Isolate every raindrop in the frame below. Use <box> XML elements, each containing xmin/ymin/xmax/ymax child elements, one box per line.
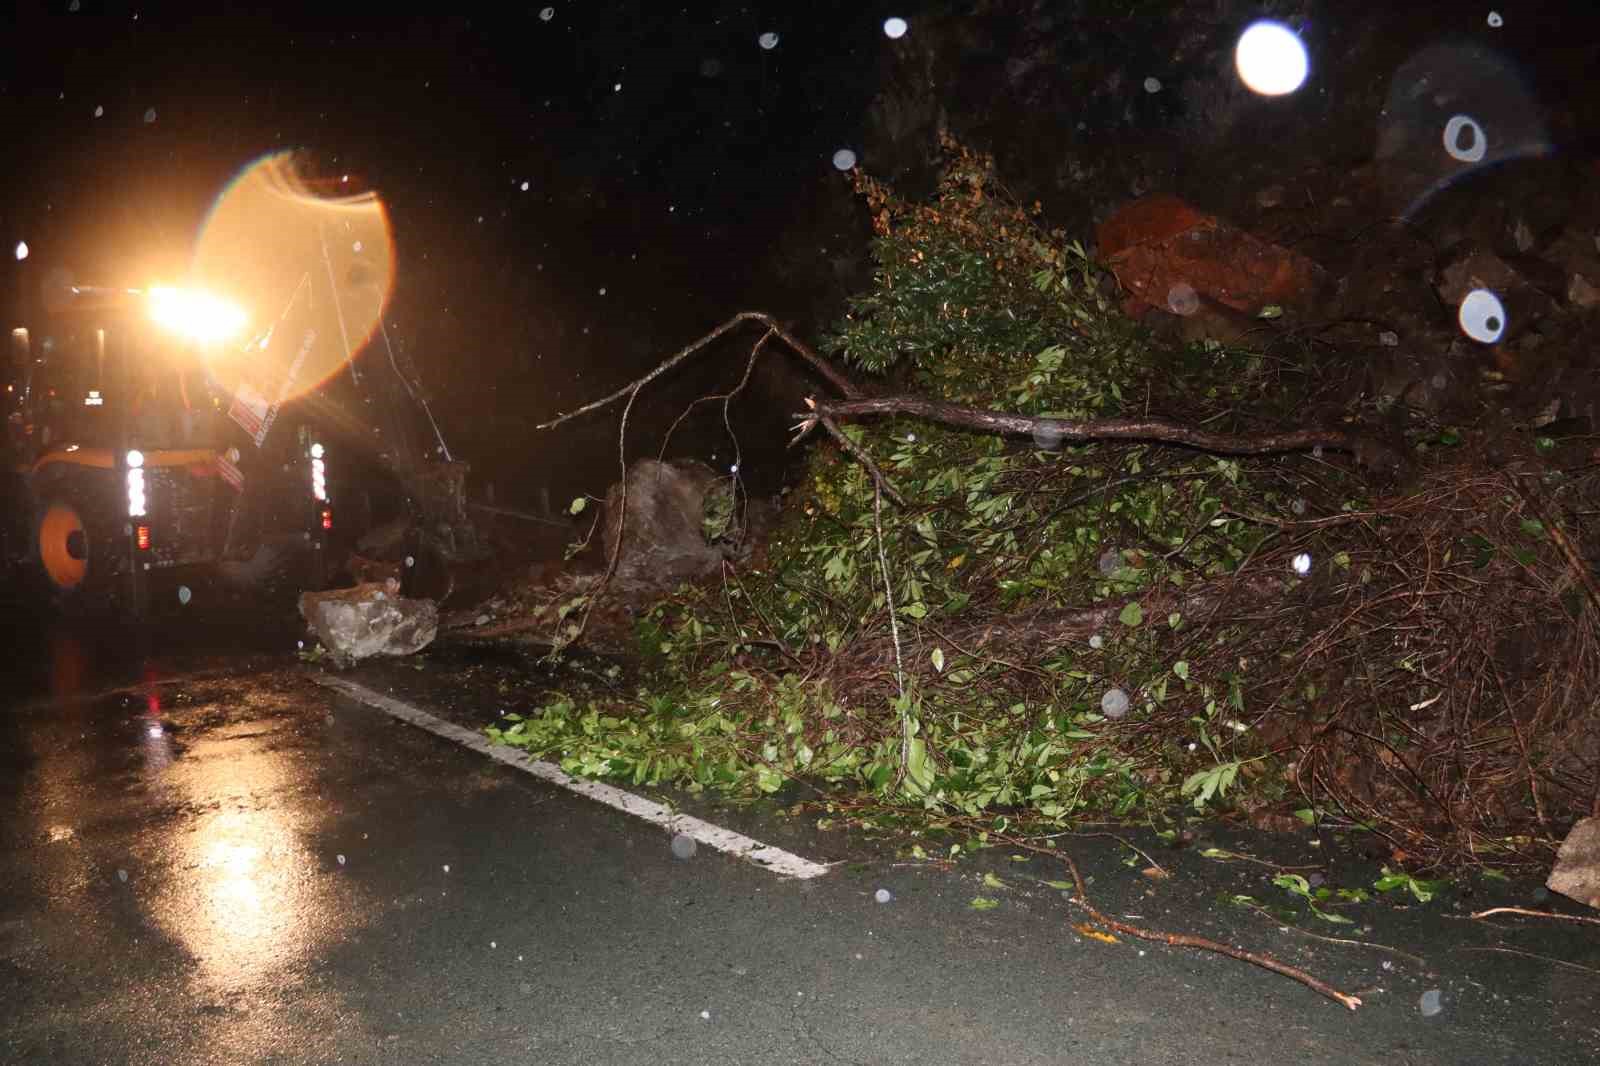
<box><xmin>442</xmin><ymin>864</ymin><xmax>450</xmax><ymax>873</ymax></box>
<box><xmin>1235</xmin><ymin>20</ymin><xmax>1308</xmax><ymax>96</ymax></box>
<box><xmin>874</xmin><ymin>888</ymin><xmax>893</xmax><ymax>903</ymax></box>
<box><xmin>520</xmin><ymin>180</ymin><xmax>530</xmax><ymax>191</ymax></box>
<box><xmin>1419</xmin><ymin>989</ymin><xmax>1444</xmax><ymax>1017</ymax></box>
<box><xmin>671</xmin><ymin>833</ymin><xmax>698</xmax><ymax>859</ymax></box>
<box><xmin>176</xmin><ymin>584</ymin><xmax>191</xmax><ymax>605</ymax></box>
<box><xmin>405</xmin><ymin>555</ymin><xmax>416</xmax><ymax>568</ymax></box>
<box><xmin>1486</xmin><ymin>11</ymin><xmax>1503</xmax><ymax>28</ymax></box>
<box><xmin>1166</xmin><ymin>282</ymin><xmax>1199</xmax><ymax>316</ymax></box>
<box><xmin>832</xmin><ymin>148</ymin><xmax>857</xmax><ymax>171</ymax></box>
<box><xmin>1442</xmin><ymin>115</ymin><xmax>1488</xmax><ymax>163</ymax></box>
<box><xmin>1098</xmin><ymin>548</ymin><xmax>1121</xmax><ymax>575</ymax></box>
<box><xmin>1458</xmin><ymin>289</ymin><xmax>1506</xmax><ymax>343</ymax></box>
<box><xmin>1291</xmin><ymin>552</ymin><xmax>1312</xmax><ymax>576</ymax></box>
<box><xmin>1032</xmin><ymin>420</ymin><xmax>1063</xmax><ymax>451</ymax></box>
<box><xmin>613</xmin><ymin>82</ymin><xmax>622</xmax><ymax>93</ymax></box>
<box><xmin>1101</xmin><ymin>687</ymin><xmax>1130</xmax><ymax>719</ymax></box>
<box><xmin>1143</xmin><ymin>76</ymin><xmax>1163</xmax><ymax>94</ymax></box>
<box><xmin>490</xmin><ymin>941</ymin><xmax>497</xmax><ymax>949</ymax></box>
<box><xmin>1089</xmin><ymin>634</ymin><xmax>1104</xmax><ymax>650</ymax></box>
<box><xmin>700</xmin><ymin>58</ymin><xmax>723</xmax><ymax>78</ymax></box>
<box><xmin>699</xmin><ymin>1010</ymin><xmax>711</xmax><ymax>1020</ymax></box>
<box><xmin>352</xmin><ymin>240</ymin><xmax>363</xmax><ymax>253</ymax></box>
<box><xmin>13</xmin><ymin>241</ymin><xmax>27</xmax><ymax>261</ymax></box>
<box><xmin>143</xmin><ymin>107</ymin><xmax>157</xmax><ymax>123</ymax></box>
<box><xmin>337</xmin><ymin>853</ymin><xmax>346</xmax><ymax>865</ymax></box>
<box><xmin>93</xmin><ymin>105</ymin><xmax>103</xmax><ymax>118</ymax></box>
<box><xmin>758</xmin><ymin>32</ymin><xmax>779</xmax><ymax>50</ymax></box>
<box><xmin>1378</xmin><ymin>330</ymin><xmax>1399</xmax><ymax>346</ymax></box>
<box><xmin>539</xmin><ymin>6</ymin><xmax>554</xmax><ymax>21</ymax></box>
<box><xmin>117</xmin><ymin>868</ymin><xmax>128</xmax><ymax>882</ymax></box>
<box><xmin>883</xmin><ymin>17</ymin><xmax>908</xmax><ymax>39</ymax></box>
<box><xmin>598</xmin><ymin>287</ymin><xmax>606</xmax><ymax>295</ymax></box>
<box><xmin>1291</xmin><ymin>498</ymin><xmax>1307</xmax><ymax>516</ymax></box>
<box><xmin>69</xmin><ymin>0</ymin><xmax>80</xmax><ymax>9</ymax></box>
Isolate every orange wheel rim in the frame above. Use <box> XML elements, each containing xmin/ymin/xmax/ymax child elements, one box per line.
<box><xmin>38</xmin><ymin>503</ymin><xmax>88</xmax><ymax>589</ymax></box>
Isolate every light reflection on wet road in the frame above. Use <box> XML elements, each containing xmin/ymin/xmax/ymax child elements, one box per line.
<box><xmin>3</xmin><ymin>611</ymin><xmax>1596</xmax><ymax>1066</ymax></box>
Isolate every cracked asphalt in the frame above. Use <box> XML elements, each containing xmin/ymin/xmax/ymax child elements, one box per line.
<box><xmin>2</xmin><ymin>607</ymin><xmax>1597</xmax><ymax>1065</ymax></box>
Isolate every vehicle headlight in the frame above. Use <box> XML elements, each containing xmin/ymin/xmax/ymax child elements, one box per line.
<box><xmin>310</xmin><ymin>444</ymin><xmax>327</xmax><ymax>502</ymax></box>
<box><xmin>126</xmin><ymin>449</ymin><xmax>144</xmax><ymax>468</ymax></box>
<box><xmin>127</xmin><ymin>468</ymin><xmax>146</xmax><ymax>517</ymax></box>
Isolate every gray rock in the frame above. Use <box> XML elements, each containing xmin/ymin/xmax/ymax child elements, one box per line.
<box><xmin>298</xmin><ymin>578</ymin><xmax>438</xmax><ymax>666</ymax></box>
<box><xmin>1548</xmin><ymin>816</ymin><xmax>1600</xmax><ymax>910</ymax></box>
<box><xmin>601</xmin><ymin>459</ymin><xmax>735</xmax><ymax>593</ymax></box>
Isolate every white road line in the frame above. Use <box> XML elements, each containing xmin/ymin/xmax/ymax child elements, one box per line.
<box><xmin>312</xmin><ymin>675</ymin><xmax>833</xmax><ymax>880</ymax></box>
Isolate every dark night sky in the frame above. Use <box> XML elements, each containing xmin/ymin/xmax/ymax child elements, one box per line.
<box><xmin>1</xmin><ymin>2</ymin><xmax>918</xmax><ymax>498</ymax></box>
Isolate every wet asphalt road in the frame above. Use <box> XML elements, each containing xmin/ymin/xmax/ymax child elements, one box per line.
<box><xmin>2</xmin><ymin>607</ymin><xmax>1598</xmax><ymax>1065</ymax></box>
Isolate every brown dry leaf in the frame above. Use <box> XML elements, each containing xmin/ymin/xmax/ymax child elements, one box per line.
<box><xmin>1140</xmin><ymin>866</ymin><xmax>1171</xmax><ymax>881</ymax></box>
<box><xmin>1073</xmin><ymin>923</ymin><xmax>1119</xmax><ymax>944</ymax></box>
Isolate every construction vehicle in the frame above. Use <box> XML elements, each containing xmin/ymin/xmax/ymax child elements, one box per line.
<box><xmin>2</xmin><ymin>270</ymin><xmax>339</xmax><ymax>616</ymax></box>
<box><xmin>2</xmin><ymin>158</ymin><xmax>479</xmax><ymax>618</ymax></box>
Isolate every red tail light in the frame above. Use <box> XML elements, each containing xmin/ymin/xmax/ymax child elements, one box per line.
<box><xmin>321</xmin><ymin>508</ymin><xmax>333</xmax><ymax>531</ymax></box>
<box><xmin>136</xmin><ymin>525</ymin><xmax>151</xmax><ymax>550</ymax></box>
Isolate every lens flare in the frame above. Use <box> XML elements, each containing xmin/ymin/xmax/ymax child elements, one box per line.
<box><xmin>192</xmin><ymin>151</ymin><xmax>395</xmax><ymax>403</ymax></box>
<box><xmin>1376</xmin><ymin>43</ymin><xmax>1548</xmax><ymax>219</ymax></box>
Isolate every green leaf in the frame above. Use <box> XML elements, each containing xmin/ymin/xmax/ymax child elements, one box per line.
<box><xmin>569</xmin><ymin>496</ymin><xmax>588</xmax><ymax>515</ymax></box>
<box><xmin>1118</xmin><ymin>602</ymin><xmax>1143</xmax><ymax>628</ymax></box>
<box><xmin>982</xmin><ymin>872</ymin><xmax>1007</xmax><ymax>889</ymax></box>
<box><xmin>1173</xmin><ymin>660</ymin><xmax>1189</xmax><ymax>681</ymax></box>
<box><xmin>969</xmin><ymin>896</ymin><xmax>1000</xmax><ymax>911</ymax></box>
<box><xmin>904</xmin><ymin>737</ymin><xmax>935</xmax><ymax>793</ymax></box>
<box><xmin>931</xmin><ymin>647</ymin><xmax>945</xmax><ymax>673</ymax></box>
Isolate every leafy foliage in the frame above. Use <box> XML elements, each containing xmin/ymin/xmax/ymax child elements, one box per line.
<box><xmin>491</xmin><ymin>138</ymin><xmax>1343</xmax><ymax>836</ymax></box>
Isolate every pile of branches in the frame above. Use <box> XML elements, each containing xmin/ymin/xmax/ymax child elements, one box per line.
<box><xmin>1233</xmin><ymin>457</ymin><xmax>1600</xmax><ymax>869</ymax></box>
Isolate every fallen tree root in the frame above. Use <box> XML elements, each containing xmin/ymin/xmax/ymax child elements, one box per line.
<box><xmin>993</xmin><ymin>831</ymin><xmax>1363</xmax><ymax>1010</ymax></box>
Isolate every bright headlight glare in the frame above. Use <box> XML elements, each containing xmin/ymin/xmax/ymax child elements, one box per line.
<box><xmin>127</xmin><ymin>468</ymin><xmax>147</xmax><ymax>517</ymax></box>
<box><xmin>126</xmin><ymin>449</ymin><xmax>144</xmax><ymax>469</ymax></box>
<box><xmin>310</xmin><ymin>442</ymin><xmax>324</xmax><ymax>460</ymax></box>
<box><xmin>146</xmin><ymin>286</ymin><xmax>248</xmax><ymax>345</ymax></box>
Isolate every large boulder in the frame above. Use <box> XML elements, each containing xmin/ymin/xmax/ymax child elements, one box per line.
<box><xmin>298</xmin><ymin>578</ymin><xmax>438</xmax><ymax>666</ymax></box>
<box><xmin>601</xmin><ymin>459</ymin><xmax>734</xmax><ymax>593</ymax></box>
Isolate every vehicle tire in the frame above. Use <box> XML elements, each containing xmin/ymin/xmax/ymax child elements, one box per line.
<box><xmin>26</xmin><ymin>495</ymin><xmax>124</xmax><ymax>618</ymax></box>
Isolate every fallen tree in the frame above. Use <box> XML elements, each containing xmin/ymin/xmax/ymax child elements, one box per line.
<box><xmin>474</xmin><ymin>136</ymin><xmax>1600</xmax><ymax>1007</ymax></box>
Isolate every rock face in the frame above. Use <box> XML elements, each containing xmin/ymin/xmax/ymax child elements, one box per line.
<box><xmin>601</xmin><ymin>459</ymin><xmax>734</xmax><ymax>593</ymax></box>
<box><xmin>1548</xmin><ymin>816</ymin><xmax>1600</xmax><ymax>911</ymax></box>
<box><xmin>298</xmin><ymin>578</ymin><xmax>439</xmax><ymax>666</ymax></box>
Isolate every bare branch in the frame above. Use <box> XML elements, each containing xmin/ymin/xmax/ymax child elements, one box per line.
<box><xmin>807</xmin><ymin>394</ymin><xmax>1403</xmax><ymax>471</ymax></box>
<box><xmin>537</xmin><ymin>311</ymin><xmax>859</xmax><ymax>430</ymax></box>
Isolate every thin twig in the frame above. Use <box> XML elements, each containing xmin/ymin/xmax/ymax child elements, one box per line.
<box><xmin>800</xmin><ymin>401</ymin><xmax>906</xmax><ymax>506</ymax></box>
<box><xmin>1453</xmin><ymin>945</ymin><xmax>1600</xmax><ymax>975</ymax></box>
<box><xmin>994</xmin><ymin>831</ymin><xmax>1363</xmax><ymax>1009</ymax></box>
<box><xmin>538</xmin><ymin>311</ymin><xmax>857</xmax><ymax>431</ymax></box>
<box><xmin>1465</xmin><ymin>906</ymin><xmax>1600</xmax><ymax>926</ymax></box>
